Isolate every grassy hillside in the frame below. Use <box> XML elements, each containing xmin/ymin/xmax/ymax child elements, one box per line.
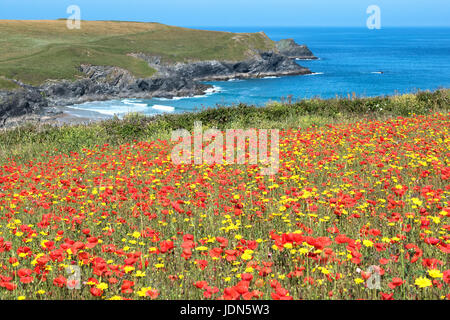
<box><xmin>0</xmin><ymin>89</ymin><xmax>448</xmax><ymax>162</ymax></box>
<box><xmin>0</xmin><ymin>20</ymin><xmax>275</xmax><ymax>88</ymax></box>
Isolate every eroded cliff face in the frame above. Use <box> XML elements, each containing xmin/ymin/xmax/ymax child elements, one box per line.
<box><xmin>165</xmin><ymin>51</ymin><xmax>311</xmax><ymax>80</ymax></box>
<box><xmin>275</xmin><ymin>39</ymin><xmax>317</xmax><ymax>59</ymax></box>
<box><xmin>130</xmin><ymin>50</ymin><xmax>310</xmax><ymax>81</ymax></box>
<box><xmin>0</xmin><ymin>41</ymin><xmax>316</xmax><ymax>125</ymax></box>
<box><xmin>41</xmin><ymin>65</ymin><xmax>211</xmax><ymax>107</ymax></box>
<box><xmin>0</xmin><ymin>88</ymin><xmax>48</xmax><ymax>126</ymax></box>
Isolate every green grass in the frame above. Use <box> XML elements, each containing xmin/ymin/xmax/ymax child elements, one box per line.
<box><xmin>0</xmin><ymin>20</ymin><xmax>275</xmax><ymax>87</ymax></box>
<box><xmin>0</xmin><ymin>89</ymin><xmax>448</xmax><ymax>163</ymax></box>
<box><xmin>0</xmin><ymin>77</ymin><xmax>20</xmax><ymax>90</ymax></box>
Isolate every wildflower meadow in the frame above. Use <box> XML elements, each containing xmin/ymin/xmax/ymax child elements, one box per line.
<box><xmin>0</xmin><ymin>112</ymin><xmax>448</xmax><ymax>300</ymax></box>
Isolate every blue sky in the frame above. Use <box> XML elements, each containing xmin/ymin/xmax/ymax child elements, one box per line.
<box><xmin>0</xmin><ymin>0</ymin><xmax>449</xmax><ymax>27</ymax></box>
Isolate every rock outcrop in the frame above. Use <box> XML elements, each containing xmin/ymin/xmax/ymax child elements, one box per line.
<box><xmin>164</xmin><ymin>51</ymin><xmax>311</xmax><ymax>81</ymax></box>
<box><xmin>276</xmin><ymin>39</ymin><xmax>317</xmax><ymax>59</ymax></box>
<box><xmin>41</xmin><ymin>65</ymin><xmax>212</xmax><ymax>107</ymax></box>
<box><xmin>130</xmin><ymin>50</ymin><xmax>310</xmax><ymax>81</ymax></box>
<box><xmin>0</xmin><ymin>88</ymin><xmax>49</xmax><ymax>126</ymax></box>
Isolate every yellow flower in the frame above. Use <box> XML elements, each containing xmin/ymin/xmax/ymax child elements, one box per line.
<box><xmin>124</xmin><ymin>266</ymin><xmax>135</xmax><ymax>273</ymax></box>
<box><xmin>354</xmin><ymin>278</ymin><xmax>364</xmax><ymax>285</ymax></box>
<box><xmin>134</xmin><ymin>270</ymin><xmax>146</xmax><ymax>277</ymax></box>
<box><xmin>298</xmin><ymin>248</ymin><xmax>309</xmax><ymax>255</ymax></box>
<box><xmin>132</xmin><ymin>231</ymin><xmax>141</xmax><ymax>239</ymax></box>
<box><xmin>241</xmin><ymin>253</ymin><xmax>252</xmax><ymax>260</ymax></box>
<box><xmin>427</xmin><ymin>269</ymin><xmax>443</xmax><ymax>279</ymax></box>
<box><xmin>241</xmin><ymin>249</ymin><xmax>253</xmax><ymax>261</ymax></box>
<box><xmin>17</xmin><ymin>296</ymin><xmax>26</xmax><ymax>300</ymax></box>
<box><xmin>96</xmin><ymin>283</ymin><xmax>108</xmax><ymax>290</ymax></box>
<box><xmin>137</xmin><ymin>287</ymin><xmax>153</xmax><ymax>297</ymax></box>
<box><xmin>283</xmin><ymin>243</ymin><xmax>293</xmax><ymax>249</ymax></box>
<box><xmin>363</xmin><ymin>240</ymin><xmax>373</xmax><ymax>247</ymax></box>
<box><xmin>154</xmin><ymin>263</ymin><xmax>164</xmax><ymax>269</ymax></box>
<box><xmin>321</xmin><ymin>268</ymin><xmax>330</xmax><ymax>275</ymax></box>
<box><xmin>411</xmin><ymin>198</ymin><xmax>423</xmax><ymax>206</ymax></box>
<box><xmin>415</xmin><ymin>277</ymin><xmax>432</xmax><ymax>288</ymax></box>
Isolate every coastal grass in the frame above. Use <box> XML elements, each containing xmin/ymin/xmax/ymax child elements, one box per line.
<box><xmin>0</xmin><ymin>77</ymin><xmax>21</xmax><ymax>90</ymax></box>
<box><xmin>0</xmin><ymin>20</ymin><xmax>275</xmax><ymax>87</ymax></box>
<box><xmin>0</xmin><ymin>89</ymin><xmax>448</xmax><ymax>163</ymax></box>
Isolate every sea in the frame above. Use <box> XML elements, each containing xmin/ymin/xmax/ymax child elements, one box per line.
<box><xmin>65</xmin><ymin>27</ymin><xmax>450</xmax><ymax>119</ymax></box>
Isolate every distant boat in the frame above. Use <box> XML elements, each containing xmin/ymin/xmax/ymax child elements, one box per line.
<box><xmin>371</xmin><ymin>71</ymin><xmax>384</xmax><ymax>74</ymax></box>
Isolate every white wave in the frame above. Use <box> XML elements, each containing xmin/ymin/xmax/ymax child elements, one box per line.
<box><xmin>154</xmin><ymin>96</ymin><xmax>185</xmax><ymax>101</ymax></box>
<box><xmin>152</xmin><ymin>105</ymin><xmax>175</xmax><ymax>112</ymax></box>
<box><xmin>198</xmin><ymin>86</ymin><xmax>223</xmax><ymax>96</ymax></box>
<box><xmin>263</xmin><ymin>76</ymin><xmax>279</xmax><ymax>79</ymax></box>
<box><xmin>186</xmin><ymin>85</ymin><xmax>223</xmax><ymax>98</ymax></box>
<box><xmin>296</xmin><ymin>58</ymin><xmax>320</xmax><ymax>61</ymax></box>
<box><xmin>305</xmin><ymin>72</ymin><xmax>324</xmax><ymax>76</ymax></box>
<box><xmin>154</xmin><ymin>85</ymin><xmax>222</xmax><ymax>101</ymax></box>
<box><xmin>205</xmin><ymin>86</ymin><xmax>221</xmax><ymax>94</ymax></box>
<box><xmin>122</xmin><ymin>99</ymin><xmax>148</xmax><ymax>107</ymax></box>
<box><xmin>68</xmin><ymin>102</ymin><xmax>147</xmax><ymax>116</ymax></box>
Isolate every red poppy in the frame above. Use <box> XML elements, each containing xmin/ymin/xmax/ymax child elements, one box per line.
<box><xmin>90</xmin><ymin>287</ymin><xmax>103</xmax><ymax>297</ymax></box>
<box><xmin>380</xmin><ymin>292</ymin><xmax>394</xmax><ymax>300</ymax></box>
<box><xmin>388</xmin><ymin>277</ymin><xmax>404</xmax><ymax>289</ymax></box>
<box><xmin>53</xmin><ymin>275</ymin><xmax>67</xmax><ymax>288</ymax></box>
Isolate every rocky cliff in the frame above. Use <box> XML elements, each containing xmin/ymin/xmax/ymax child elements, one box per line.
<box><xmin>276</xmin><ymin>39</ymin><xmax>317</xmax><ymax>59</ymax></box>
<box><xmin>132</xmin><ymin>51</ymin><xmax>310</xmax><ymax>81</ymax></box>
<box><xmin>0</xmin><ymin>88</ymin><xmax>49</xmax><ymax>126</ymax></box>
<box><xmin>42</xmin><ymin>65</ymin><xmax>211</xmax><ymax>107</ymax></box>
<box><xmin>0</xmin><ymin>42</ymin><xmax>316</xmax><ymax>125</ymax></box>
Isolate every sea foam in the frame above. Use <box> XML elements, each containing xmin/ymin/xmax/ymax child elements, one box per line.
<box><xmin>151</xmin><ymin>105</ymin><xmax>175</xmax><ymax>112</ymax></box>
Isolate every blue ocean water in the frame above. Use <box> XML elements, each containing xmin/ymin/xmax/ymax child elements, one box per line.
<box><xmin>66</xmin><ymin>27</ymin><xmax>450</xmax><ymax>118</ymax></box>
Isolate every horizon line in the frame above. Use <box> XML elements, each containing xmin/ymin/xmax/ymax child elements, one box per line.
<box><xmin>0</xmin><ymin>19</ymin><xmax>449</xmax><ymax>28</ymax></box>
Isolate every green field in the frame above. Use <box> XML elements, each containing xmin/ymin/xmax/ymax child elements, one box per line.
<box><xmin>0</xmin><ymin>20</ymin><xmax>275</xmax><ymax>88</ymax></box>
